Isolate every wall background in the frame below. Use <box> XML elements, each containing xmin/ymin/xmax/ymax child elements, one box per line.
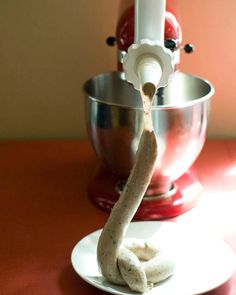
<box><xmin>0</xmin><ymin>0</ymin><xmax>235</xmax><ymax>141</ymax></box>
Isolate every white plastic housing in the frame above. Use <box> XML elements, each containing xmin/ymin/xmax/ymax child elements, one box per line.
<box><xmin>123</xmin><ymin>0</ymin><xmax>174</xmax><ymax>92</ymax></box>
<box><xmin>135</xmin><ymin>0</ymin><xmax>165</xmax><ymax>44</ymax></box>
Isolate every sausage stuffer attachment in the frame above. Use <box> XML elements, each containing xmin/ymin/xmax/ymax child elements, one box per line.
<box><xmin>123</xmin><ymin>0</ymin><xmax>174</xmax><ymax>96</ymax></box>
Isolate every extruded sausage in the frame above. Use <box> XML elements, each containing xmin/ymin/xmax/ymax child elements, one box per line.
<box><xmin>97</xmin><ymin>87</ymin><xmax>175</xmax><ymax>292</ymax></box>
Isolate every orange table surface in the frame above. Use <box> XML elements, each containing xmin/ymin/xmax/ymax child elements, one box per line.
<box><xmin>0</xmin><ymin>139</ymin><xmax>236</xmax><ymax>295</ymax></box>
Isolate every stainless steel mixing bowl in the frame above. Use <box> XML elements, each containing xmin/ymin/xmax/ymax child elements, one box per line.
<box><xmin>84</xmin><ymin>71</ymin><xmax>214</xmax><ymax>195</ymax></box>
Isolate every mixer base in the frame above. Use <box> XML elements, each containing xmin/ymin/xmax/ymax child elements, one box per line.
<box><xmin>88</xmin><ymin>167</ymin><xmax>203</xmax><ymax>220</ymax></box>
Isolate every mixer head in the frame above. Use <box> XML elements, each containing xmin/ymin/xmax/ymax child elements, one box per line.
<box><xmin>106</xmin><ymin>2</ymin><xmax>194</xmax><ymax>72</ymax></box>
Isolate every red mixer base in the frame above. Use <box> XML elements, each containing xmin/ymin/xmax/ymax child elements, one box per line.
<box><xmin>88</xmin><ymin>167</ymin><xmax>203</xmax><ymax>220</ymax></box>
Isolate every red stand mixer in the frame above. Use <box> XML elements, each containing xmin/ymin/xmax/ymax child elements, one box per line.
<box><xmin>84</xmin><ymin>0</ymin><xmax>214</xmax><ymax>220</ymax></box>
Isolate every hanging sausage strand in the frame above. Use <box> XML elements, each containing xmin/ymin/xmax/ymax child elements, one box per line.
<box><xmin>97</xmin><ymin>84</ymin><xmax>175</xmax><ymax>293</ymax></box>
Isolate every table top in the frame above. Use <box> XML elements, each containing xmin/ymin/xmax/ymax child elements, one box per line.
<box><xmin>0</xmin><ymin>139</ymin><xmax>235</xmax><ymax>295</ymax></box>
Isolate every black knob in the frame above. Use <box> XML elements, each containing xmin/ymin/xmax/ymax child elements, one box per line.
<box><xmin>164</xmin><ymin>39</ymin><xmax>177</xmax><ymax>50</ymax></box>
<box><xmin>184</xmin><ymin>43</ymin><xmax>194</xmax><ymax>53</ymax></box>
<box><xmin>106</xmin><ymin>36</ymin><xmax>116</xmax><ymax>47</ymax></box>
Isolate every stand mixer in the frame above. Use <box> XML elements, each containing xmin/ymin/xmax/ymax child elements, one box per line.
<box><xmin>84</xmin><ymin>0</ymin><xmax>214</xmax><ymax>220</ymax></box>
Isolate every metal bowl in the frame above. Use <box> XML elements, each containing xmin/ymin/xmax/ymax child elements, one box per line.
<box><xmin>84</xmin><ymin>71</ymin><xmax>214</xmax><ymax>195</ymax></box>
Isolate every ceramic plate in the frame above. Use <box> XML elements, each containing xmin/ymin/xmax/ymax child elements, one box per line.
<box><xmin>71</xmin><ymin>221</ymin><xmax>236</xmax><ymax>295</ymax></box>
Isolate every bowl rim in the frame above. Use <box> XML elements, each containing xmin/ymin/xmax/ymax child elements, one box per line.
<box><xmin>84</xmin><ymin>71</ymin><xmax>215</xmax><ymax>110</ymax></box>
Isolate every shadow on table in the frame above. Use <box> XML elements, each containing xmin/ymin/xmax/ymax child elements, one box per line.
<box><xmin>59</xmin><ymin>264</ymin><xmax>234</xmax><ymax>295</ymax></box>
<box><xmin>58</xmin><ymin>265</ymin><xmax>105</xmax><ymax>295</ymax></box>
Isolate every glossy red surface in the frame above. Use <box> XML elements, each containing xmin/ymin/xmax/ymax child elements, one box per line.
<box><xmin>88</xmin><ymin>167</ymin><xmax>202</xmax><ymax>220</ymax></box>
<box><xmin>0</xmin><ymin>140</ymin><xmax>235</xmax><ymax>295</ymax></box>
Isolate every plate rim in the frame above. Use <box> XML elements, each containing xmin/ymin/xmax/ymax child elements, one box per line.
<box><xmin>71</xmin><ymin>221</ymin><xmax>236</xmax><ymax>295</ymax></box>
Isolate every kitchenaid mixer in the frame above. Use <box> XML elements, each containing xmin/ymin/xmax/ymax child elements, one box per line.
<box><xmin>84</xmin><ymin>0</ymin><xmax>214</xmax><ymax>220</ymax></box>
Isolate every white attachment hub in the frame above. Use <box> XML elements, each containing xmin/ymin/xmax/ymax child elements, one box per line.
<box><xmin>123</xmin><ymin>39</ymin><xmax>174</xmax><ymax>91</ymax></box>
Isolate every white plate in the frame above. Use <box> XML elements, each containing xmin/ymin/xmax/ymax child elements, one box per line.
<box><xmin>71</xmin><ymin>221</ymin><xmax>236</xmax><ymax>295</ymax></box>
